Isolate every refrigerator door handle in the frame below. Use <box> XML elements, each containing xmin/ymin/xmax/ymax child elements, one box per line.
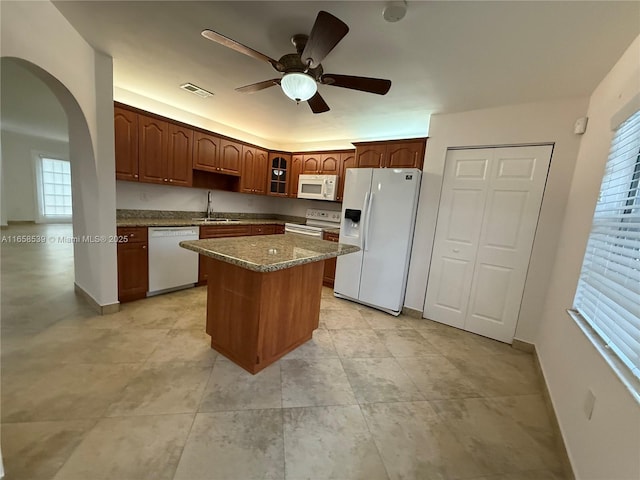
<box><xmin>361</xmin><ymin>192</ymin><xmax>370</xmax><ymax>250</ymax></box>
<box><xmin>364</xmin><ymin>192</ymin><xmax>374</xmax><ymax>252</ymax></box>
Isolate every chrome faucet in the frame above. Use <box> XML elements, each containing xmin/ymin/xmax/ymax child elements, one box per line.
<box><xmin>206</xmin><ymin>191</ymin><xmax>214</xmax><ymax>219</ymax></box>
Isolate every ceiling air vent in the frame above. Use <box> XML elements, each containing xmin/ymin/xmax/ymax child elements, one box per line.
<box><xmin>180</xmin><ymin>83</ymin><xmax>214</xmax><ymax>98</ymax></box>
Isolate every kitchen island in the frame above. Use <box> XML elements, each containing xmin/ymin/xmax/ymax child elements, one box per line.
<box><xmin>180</xmin><ymin>233</ymin><xmax>359</xmax><ymax>373</ymax></box>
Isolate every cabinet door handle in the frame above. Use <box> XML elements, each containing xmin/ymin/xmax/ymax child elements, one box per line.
<box><xmin>142</xmin><ymin>245</ymin><xmax>146</xmax><ymax>249</ymax></box>
<box><xmin>169</xmin><ymin>179</ymin><xmax>173</xmax><ymax>183</ymax></box>
<box><xmin>134</xmin><ymin>174</ymin><xmax>139</xmax><ymax>178</ymax></box>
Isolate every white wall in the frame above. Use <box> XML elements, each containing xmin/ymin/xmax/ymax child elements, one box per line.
<box><xmin>536</xmin><ymin>35</ymin><xmax>640</xmax><ymax>480</ymax></box>
<box><xmin>404</xmin><ymin>97</ymin><xmax>588</xmax><ymax>343</ymax></box>
<box><xmin>1</xmin><ymin>130</ymin><xmax>69</xmax><ymax>221</ymax></box>
<box><xmin>1</xmin><ymin>1</ymin><xmax>118</xmax><ymax>307</ymax></box>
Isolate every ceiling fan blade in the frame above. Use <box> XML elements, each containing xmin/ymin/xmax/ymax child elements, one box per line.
<box><xmin>301</xmin><ymin>11</ymin><xmax>349</xmax><ymax>68</ymax></box>
<box><xmin>201</xmin><ymin>29</ymin><xmax>284</xmax><ymax>71</ymax></box>
<box><xmin>307</xmin><ymin>92</ymin><xmax>330</xmax><ymax>114</ymax></box>
<box><xmin>235</xmin><ymin>79</ymin><xmax>281</xmax><ymax>93</ymax></box>
<box><xmin>321</xmin><ymin>74</ymin><xmax>391</xmax><ymax>95</ymax></box>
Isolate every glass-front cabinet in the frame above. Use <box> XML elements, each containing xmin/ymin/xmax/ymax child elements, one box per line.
<box><xmin>268</xmin><ymin>152</ymin><xmax>291</xmax><ymax>196</ymax></box>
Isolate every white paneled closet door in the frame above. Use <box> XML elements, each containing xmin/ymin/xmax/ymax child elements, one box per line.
<box><xmin>424</xmin><ymin>145</ymin><xmax>553</xmax><ymax>343</ymax></box>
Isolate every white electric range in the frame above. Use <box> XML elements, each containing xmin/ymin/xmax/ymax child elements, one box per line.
<box><xmin>284</xmin><ymin>208</ymin><xmax>341</xmax><ymax>238</ymax></box>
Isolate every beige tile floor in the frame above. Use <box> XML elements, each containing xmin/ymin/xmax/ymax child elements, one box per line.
<box><xmin>1</xmin><ymin>224</ymin><xmax>569</xmax><ymax>480</ymax></box>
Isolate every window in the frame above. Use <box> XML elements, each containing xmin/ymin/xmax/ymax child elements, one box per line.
<box><xmin>36</xmin><ymin>157</ymin><xmax>72</xmax><ymax>220</ymax></box>
<box><xmin>573</xmin><ymin>110</ymin><xmax>640</xmax><ymax>382</ymax></box>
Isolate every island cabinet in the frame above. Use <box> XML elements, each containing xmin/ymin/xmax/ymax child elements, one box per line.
<box><xmin>268</xmin><ymin>152</ymin><xmax>291</xmax><ymax>197</ymax></box>
<box><xmin>206</xmin><ymin>257</ymin><xmax>325</xmax><ymax>373</ymax></box>
<box><xmin>178</xmin><ymin>234</ymin><xmax>359</xmax><ymax>374</ymax></box>
<box><xmin>354</xmin><ymin>138</ymin><xmax>427</xmax><ymax>170</ymax></box>
<box><xmin>323</xmin><ymin>231</ymin><xmax>340</xmax><ymax>287</ymax></box>
<box><xmin>240</xmin><ymin>147</ymin><xmax>268</xmax><ymax>195</ymax></box>
<box><xmin>117</xmin><ymin>227</ymin><xmax>148</xmax><ymax>302</ymax></box>
<box><xmin>114</xmin><ymin>106</ymin><xmax>139</xmax><ymax>181</ymax></box>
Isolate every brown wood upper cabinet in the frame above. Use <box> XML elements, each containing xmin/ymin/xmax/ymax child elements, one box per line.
<box><xmin>220</xmin><ymin>139</ymin><xmax>242</xmax><ymax>175</ymax></box>
<box><xmin>354</xmin><ymin>139</ymin><xmax>427</xmax><ymax>170</ymax></box>
<box><xmin>193</xmin><ymin>131</ymin><xmax>220</xmax><ymax>172</ymax></box>
<box><xmin>137</xmin><ymin>114</ymin><xmax>193</xmax><ymax>187</ymax></box>
<box><xmin>302</xmin><ymin>154</ymin><xmax>321</xmax><ymax>174</ymax></box>
<box><xmin>337</xmin><ymin>150</ymin><xmax>356</xmax><ymax>202</ymax></box>
<box><xmin>355</xmin><ymin>144</ymin><xmax>387</xmax><ymax>168</ymax></box>
<box><xmin>241</xmin><ymin>146</ymin><xmax>268</xmax><ymax>195</ymax></box>
<box><xmin>320</xmin><ymin>153</ymin><xmax>340</xmax><ymax>176</ymax></box>
<box><xmin>167</xmin><ymin>124</ymin><xmax>193</xmax><ymax>187</ymax></box>
<box><xmin>288</xmin><ymin>154</ymin><xmax>303</xmax><ymax>198</ymax></box>
<box><xmin>193</xmin><ymin>133</ymin><xmax>241</xmax><ymax>176</ymax></box>
<box><xmin>268</xmin><ymin>152</ymin><xmax>291</xmax><ymax>197</ymax></box>
<box><xmin>301</xmin><ymin>153</ymin><xmax>340</xmax><ymax>175</ymax></box>
<box><xmin>114</xmin><ymin>106</ymin><xmax>139</xmax><ymax>181</ymax></box>
<box><xmin>116</xmin><ymin>103</ymin><xmax>200</xmax><ymax>187</ymax></box>
<box><xmin>138</xmin><ymin>116</ymin><xmax>168</xmax><ymax>184</ymax></box>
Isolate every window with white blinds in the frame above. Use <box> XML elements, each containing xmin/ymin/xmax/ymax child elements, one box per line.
<box><xmin>574</xmin><ymin>110</ymin><xmax>640</xmax><ymax>381</ymax></box>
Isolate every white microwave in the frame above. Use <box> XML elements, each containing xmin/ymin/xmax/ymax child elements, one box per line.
<box><xmin>297</xmin><ymin>174</ymin><xmax>338</xmax><ymax>201</ymax></box>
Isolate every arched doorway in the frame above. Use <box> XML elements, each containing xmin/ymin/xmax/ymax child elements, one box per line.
<box><xmin>0</xmin><ymin>56</ymin><xmax>118</xmax><ymax>311</ymax></box>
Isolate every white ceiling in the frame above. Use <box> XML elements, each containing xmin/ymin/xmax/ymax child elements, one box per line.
<box><xmin>13</xmin><ymin>2</ymin><xmax>640</xmax><ymax>147</ymax></box>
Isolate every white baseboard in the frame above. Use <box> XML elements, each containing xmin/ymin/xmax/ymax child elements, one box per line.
<box><xmin>74</xmin><ymin>283</ymin><xmax>120</xmax><ymax>315</ymax></box>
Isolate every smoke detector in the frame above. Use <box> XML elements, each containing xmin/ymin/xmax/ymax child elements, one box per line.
<box><xmin>383</xmin><ymin>1</ymin><xmax>408</xmax><ymax>22</ymax></box>
<box><xmin>180</xmin><ymin>83</ymin><xmax>214</xmax><ymax>98</ymax></box>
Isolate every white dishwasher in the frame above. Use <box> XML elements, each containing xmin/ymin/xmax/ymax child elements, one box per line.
<box><xmin>148</xmin><ymin>227</ymin><xmax>199</xmax><ymax>295</ymax></box>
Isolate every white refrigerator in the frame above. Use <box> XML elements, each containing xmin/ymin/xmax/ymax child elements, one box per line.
<box><xmin>334</xmin><ymin>168</ymin><xmax>421</xmax><ymax>315</ymax></box>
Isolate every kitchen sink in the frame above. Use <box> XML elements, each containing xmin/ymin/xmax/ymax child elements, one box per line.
<box><xmin>192</xmin><ymin>217</ymin><xmax>240</xmax><ymax>223</ymax></box>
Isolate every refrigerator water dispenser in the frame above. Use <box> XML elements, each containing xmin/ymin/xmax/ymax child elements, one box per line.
<box><xmin>343</xmin><ymin>209</ymin><xmax>362</xmax><ymax>238</ymax></box>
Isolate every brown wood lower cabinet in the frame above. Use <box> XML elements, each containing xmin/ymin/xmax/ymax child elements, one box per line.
<box><xmin>117</xmin><ymin>227</ymin><xmax>148</xmax><ymax>302</ymax></box>
<box><xmin>198</xmin><ymin>224</ymin><xmax>285</xmax><ymax>283</ymax></box>
<box><xmin>323</xmin><ymin>231</ymin><xmax>339</xmax><ymax>287</ymax></box>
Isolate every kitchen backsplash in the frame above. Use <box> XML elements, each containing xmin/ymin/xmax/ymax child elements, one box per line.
<box><xmin>116</xmin><ymin>181</ymin><xmax>342</xmax><ymax>219</ymax></box>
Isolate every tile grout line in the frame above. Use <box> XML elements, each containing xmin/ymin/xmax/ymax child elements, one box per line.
<box><xmin>169</xmin><ymin>354</ymin><xmax>219</xmax><ymax>480</ymax></box>
<box><xmin>331</xmin><ymin>310</ymin><xmax>392</xmax><ymax>480</ymax></box>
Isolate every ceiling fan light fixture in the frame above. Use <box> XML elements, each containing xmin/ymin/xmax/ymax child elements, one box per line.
<box><xmin>280</xmin><ymin>72</ymin><xmax>317</xmax><ymax>102</ymax></box>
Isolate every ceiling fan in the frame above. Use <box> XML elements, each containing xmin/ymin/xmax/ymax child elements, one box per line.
<box><xmin>201</xmin><ymin>11</ymin><xmax>392</xmax><ymax>114</ymax></box>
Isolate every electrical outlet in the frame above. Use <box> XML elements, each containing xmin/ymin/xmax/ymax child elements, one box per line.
<box><xmin>583</xmin><ymin>389</ymin><xmax>596</xmax><ymax>420</ymax></box>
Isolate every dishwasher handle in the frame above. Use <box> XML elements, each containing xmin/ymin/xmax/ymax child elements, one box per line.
<box><xmin>149</xmin><ymin>227</ymin><xmax>199</xmax><ymax>237</ymax></box>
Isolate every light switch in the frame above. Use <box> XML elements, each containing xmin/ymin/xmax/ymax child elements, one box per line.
<box><xmin>574</xmin><ymin>117</ymin><xmax>588</xmax><ymax>135</ymax></box>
